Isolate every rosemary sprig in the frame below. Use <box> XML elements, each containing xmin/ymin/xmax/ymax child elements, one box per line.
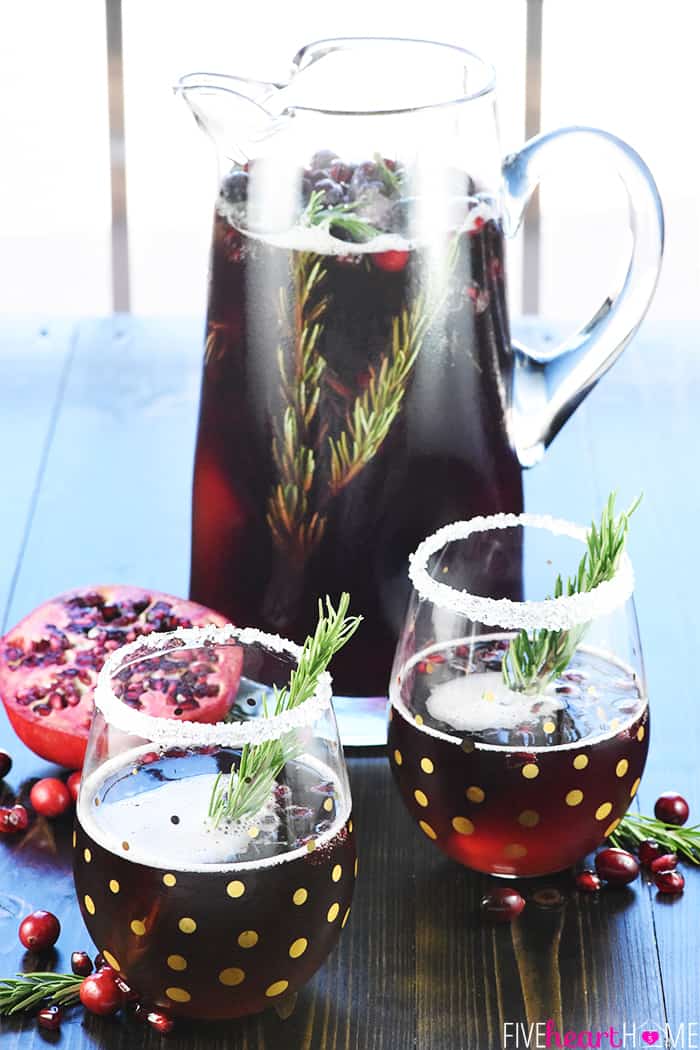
<box><xmin>0</xmin><ymin>972</ymin><xmax>82</xmax><ymax>1016</ymax></box>
<box><xmin>208</xmin><ymin>594</ymin><xmax>362</xmax><ymax>827</ymax></box>
<box><xmin>609</xmin><ymin>812</ymin><xmax>700</xmax><ymax>864</ymax></box>
<box><xmin>502</xmin><ymin>492</ymin><xmax>642</xmax><ymax>694</ymax></box>
<box><xmin>266</xmin><ymin>252</ymin><xmax>329</xmax><ymax>560</ymax></box>
<box><xmin>301</xmin><ymin>189</ymin><xmax>383</xmax><ymax>243</ymax></box>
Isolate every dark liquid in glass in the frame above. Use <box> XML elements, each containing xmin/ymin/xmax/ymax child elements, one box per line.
<box><xmin>190</xmin><ymin>164</ymin><xmax>521</xmax><ymax>696</ymax></box>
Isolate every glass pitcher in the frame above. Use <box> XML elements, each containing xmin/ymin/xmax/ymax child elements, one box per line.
<box><xmin>175</xmin><ymin>37</ymin><xmax>663</xmax><ymax>745</ymax></box>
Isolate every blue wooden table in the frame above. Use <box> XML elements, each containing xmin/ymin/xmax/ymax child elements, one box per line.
<box><xmin>0</xmin><ymin>316</ymin><xmax>696</xmax><ymax>1049</ymax></box>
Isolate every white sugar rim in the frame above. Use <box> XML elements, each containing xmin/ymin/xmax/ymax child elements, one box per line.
<box><xmin>408</xmin><ymin>513</ymin><xmax>634</xmax><ymax>630</ymax></box>
<box><xmin>93</xmin><ymin>624</ymin><xmax>332</xmax><ymax>746</ymax></box>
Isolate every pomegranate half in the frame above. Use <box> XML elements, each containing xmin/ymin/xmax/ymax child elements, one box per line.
<box><xmin>0</xmin><ymin>585</ymin><xmax>238</xmax><ymax>768</ymax></box>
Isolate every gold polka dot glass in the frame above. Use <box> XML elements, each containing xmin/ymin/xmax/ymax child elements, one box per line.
<box><xmin>388</xmin><ymin>513</ymin><xmax>649</xmax><ymax>876</ymax></box>
<box><xmin>73</xmin><ymin>625</ymin><xmax>355</xmax><ymax>1019</ymax></box>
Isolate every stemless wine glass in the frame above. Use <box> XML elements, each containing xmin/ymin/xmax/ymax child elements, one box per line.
<box><xmin>388</xmin><ymin>513</ymin><xmax>649</xmax><ymax>877</ymax></box>
<box><xmin>73</xmin><ymin>625</ymin><xmax>356</xmax><ymax>1019</ymax></box>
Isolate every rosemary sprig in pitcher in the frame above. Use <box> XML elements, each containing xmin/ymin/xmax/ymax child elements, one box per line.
<box><xmin>208</xmin><ymin>594</ymin><xmax>362</xmax><ymax>827</ymax></box>
<box><xmin>502</xmin><ymin>493</ymin><xmax>642</xmax><ymax>694</ymax></box>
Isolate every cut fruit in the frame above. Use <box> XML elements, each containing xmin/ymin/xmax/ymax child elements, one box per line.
<box><xmin>0</xmin><ymin>586</ymin><xmax>236</xmax><ymax>768</ymax></box>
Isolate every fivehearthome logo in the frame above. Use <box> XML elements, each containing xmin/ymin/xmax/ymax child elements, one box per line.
<box><xmin>502</xmin><ymin>1019</ymin><xmax>700</xmax><ymax>1048</ymax></box>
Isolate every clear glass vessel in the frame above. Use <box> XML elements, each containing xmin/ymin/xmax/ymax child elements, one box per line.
<box><xmin>388</xmin><ymin>513</ymin><xmax>649</xmax><ymax>877</ymax></box>
<box><xmin>73</xmin><ymin>625</ymin><xmax>355</xmax><ymax>1019</ymax></box>
<box><xmin>175</xmin><ymin>38</ymin><xmax>663</xmax><ymax>742</ymax></box>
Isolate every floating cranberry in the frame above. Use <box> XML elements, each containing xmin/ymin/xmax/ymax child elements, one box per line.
<box><xmin>0</xmin><ymin>749</ymin><xmax>12</xmax><ymax>779</ymax></box>
<box><xmin>79</xmin><ymin>968</ymin><xmax>123</xmax><ymax>1016</ymax></box>
<box><xmin>18</xmin><ymin>909</ymin><xmax>60</xmax><ymax>950</ymax></box>
<box><xmin>372</xmin><ymin>249</ymin><xmax>410</xmax><ymax>272</ymax></box>
<box><xmin>480</xmin><ymin>887</ymin><xmax>526</xmax><ymax>922</ymax></box>
<box><xmin>654</xmin><ymin>792</ymin><xmax>689</xmax><ymax>826</ymax></box>
<box><xmin>147</xmin><ymin>1011</ymin><xmax>175</xmax><ymax>1034</ymax></box>
<box><xmin>638</xmin><ymin>839</ymin><xmax>664</xmax><ymax>865</ymax></box>
<box><xmin>30</xmin><ymin>777</ymin><xmax>72</xmax><ymax>818</ymax></box>
<box><xmin>71</xmin><ymin>950</ymin><xmax>93</xmax><ymax>976</ymax></box>
<box><xmin>595</xmin><ymin>847</ymin><xmax>640</xmax><ymax>886</ymax></box>
<box><xmin>576</xmin><ymin>870</ymin><xmax>602</xmax><ymax>893</ymax></box>
<box><xmin>654</xmin><ymin>869</ymin><xmax>685</xmax><ymax>894</ymax></box>
<box><xmin>37</xmin><ymin>1005</ymin><xmax>63</xmax><ymax>1031</ymax></box>
<box><xmin>650</xmin><ymin>853</ymin><xmax>679</xmax><ymax>874</ymax></box>
<box><xmin>67</xmin><ymin>770</ymin><xmax>81</xmax><ymax>802</ymax></box>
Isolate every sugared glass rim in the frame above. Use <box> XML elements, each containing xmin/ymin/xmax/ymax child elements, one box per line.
<box><xmin>94</xmin><ymin>624</ymin><xmax>332</xmax><ymax>747</ymax></box>
<box><xmin>408</xmin><ymin>513</ymin><xmax>635</xmax><ymax>630</ymax></box>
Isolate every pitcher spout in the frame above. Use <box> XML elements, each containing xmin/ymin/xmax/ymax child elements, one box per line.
<box><xmin>174</xmin><ymin>73</ymin><xmax>284</xmax><ymax>164</ymax></box>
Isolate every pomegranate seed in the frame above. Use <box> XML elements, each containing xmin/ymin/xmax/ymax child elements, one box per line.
<box><xmin>480</xmin><ymin>887</ymin><xmax>526</xmax><ymax>922</ymax></box>
<box><xmin>654</xmin><ymin>792</ymin><xmax>689</xmax><ymax>826</ymax></box>
<box><xmin>576</xmin><ymin>870</ymin><xmax>602</xmax><ymax>893</ymax></box>
<box><xmin>30</xmin><ymin>778</ymin><xmax>72</xmax><ymax>818</ymax></box>
<box><xmin>0</xmin><ymin>749</ymin><xmax>12</xmax><ymax>779</ymax></box>
<box><xmin>93</xmin><ymin>952</ymin><xmax>107</xmax><ymax>970</ymax></box>
<box><xmin>654</xmin><ymin>869</ymin><xmax>685</xmax><ymax>894</ymax></box>
<box><xmin>372</xmin><ymin>249</ymin><xmax>410</xmax><ymax>272</ymax></box>
<box><xmin>71</xmin><ymin>950</ymin><xmax>93</xmax><ymax>976</ymax></box>
<box><xmin>67</xmin><ymin>770</ymin><xmax>81</xmax><ymax>802</ymax></box>
<box><xmin>79</xmin><ymin>969</ymin><xmax>123</xmax><ymax>1016</ymax></box>
<box><xmin>650</xmin><ymin>853</ymin><xmax>679</xmax><ymax>874</ymax></box>
<box><xmin>8</xmin><ymin>804</ymin><xmax>28</xmax><ymax>830</ymax></box>
<box><xmin>147</xmin><ymin>1011</ymin><xmax>175</xmax><ymax>1034</ymax></box>
<box><xmin>37</xmin><ymin>1005</ymin><xmax>63</xmax><ymax>1031</ymax></box>
<box><xmin>638</xmin><ymin>839</ymin><xmax>664</xmax><ymax>865</ymax></box>
<box><xmin>18</xmin><ymin>909</ymin><xmax>60</xmax><ymax>950</ymax></box>
<box><xmin>595</xmin><ymin>847</ymin><xmax>640</xmax><ymax>886</ymax></box>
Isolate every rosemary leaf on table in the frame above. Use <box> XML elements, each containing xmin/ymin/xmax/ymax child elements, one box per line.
<box><xmin>0</xmin><ymin>972</ymin><xmax>82</xmax><ymax>1016</ymax></box>
<box><xmin>609</xmin><ymin>812</ymin><xmax>700</xmax><ymax>864</ymax></box>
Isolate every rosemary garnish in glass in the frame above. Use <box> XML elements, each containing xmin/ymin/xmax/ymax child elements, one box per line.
<box><xmin>502</xmin><ymin>493</ymin><xmax>641</xmax><ymax>694</ymax></box>
<box><xmin>207</xmin><ymin>594</ymin><xmax>362</xmax><ymax>827</ymax></box>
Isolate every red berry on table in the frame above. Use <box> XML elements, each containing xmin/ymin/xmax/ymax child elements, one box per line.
<box><xmin>654</xmin><ymin>792</ymin><xmax>689</xmax><ymax>826</ymax></box>
<box><xmin>79</xmin><ymin>969</ymin><xmax>123</xmax><ymax>1016</ymax></box>
<box><xmin>67</xmin><ymin>770</ymin><xmax>81</xmax><ymax>802</ymax></box>
<box><xmin>0</xmin><ymin>749</ymin><xmax>12</xmax><ymax>779</ymax></box>
<box><xmin>576</xmin><ymin>869</ymin><xmax>602</xmax><ymax>893</ymax></box>
<box><xmin>37</xmin><ymin>1005</ymin><xmax>63</xmax><ymax>1031</ymax></box>
<box><xmin>650</xmin><ymin>853</ymin><xmax>679</xmax><ymax>874</ymax></box>
<box><xmin>595</xmin><ymin>847</ymin><xmax>640</xmax><ymax>886</ymax></box>
<box><xmin>372</xmin><ymin>249</ymin><xmax>410</xmax><ymax>272</ymax></box>
<box><xmin>71</xmin><ymin>950</ymin><xmax>93</xmax><ymax>976</ymax></box>
<box><xmin>638</xmin><ymin>839</ymin><xmax>664</xmax><ymax>865</ymax></box>
<box><xmin>30</xmin><ymin>777</ymin><xmax>72</xmax><ymax>818</ymax></box>
<box><xmin>654</xmin><ymin>869</ymin><xmax>685</xmax><ymax>895</ymax></box>
<box><xmin>18</xmin><ymin>909</ymin><xmax>60</xmax><ymax>950</ymax></box>
<box><xmin>480</xmin><ymin>887</ymin><xmax>526</xmax><ymax>922</ymax></box>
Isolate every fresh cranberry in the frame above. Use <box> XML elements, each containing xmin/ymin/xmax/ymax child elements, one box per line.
<box><xmin>638</xmin><ymin>839</ymin><xmax>664</xmax><ymax>865</ymax></box>
<box><xmin>30</xmin><ymin>777</ymin><xmax>72</xmax><ymax>818</ymax></box>
<box><xmin>576</xmin><ymin>870</ymin><xmax>602</xmax><ymax>893</ymax></box>
<box><xmin>650</xmin><ymin>853</ymin><xmax>679</xmax><ymax>874</ymax></box>
<box><xmin>79</xmin><ymin>969</ymin><xmax>123</xmax><ymax>1016</ymax></box>
<box><xmin>372</xmin><ymin>249</ymin><xmax>410</xmax><ymax>272</ymax></box>
<box><xmin>0</xmin><ymin>749</ymin><xmax>12</xmax><ymax>779</ymax></box>
<box><xmin>37</xmin><ymin>1005</ymin><xmax>62</xmax><ymax>1031</ymax></box>
<box><xmin>147</xmin><ymin>1011</ymin><xmax>175</xmax><ymax>1034</ymax></box>
<box><xmin>654</xmin><ymin>792</ymin><xmax>689</xmax><ymax>826</ymax></box>
<box><xmin>595</xmin><ymin>847</ymin><xmax>640</xmax><ymax>886</ymax></box>
<box><xmin>71</xmin><ymin>950</ymin><xmax>93</xmax><ymax>976</ymax></box>
<box><xmin>18</xmin><ymin>909</ymin><xmax>60</xmax><ymax>950</ymax></box>
<box><xmin>654</xmin><ymin>869</ymin><xmax>685</xmax><ymax>894</ymax></box>
<box><xmin>67</xmin><ymin>770</ymin><xmax>81</xmax><ymax>802</ymax></box>
<box><xmin>481</xmin><ymin>887</ymin><xmax>526</xmax><ymax>922</ymax></box>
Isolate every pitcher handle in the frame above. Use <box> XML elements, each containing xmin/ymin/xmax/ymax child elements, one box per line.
<box><xmin>502</xmin><ymin>127</ymin><xmax>664</xmax><ymax>467</ymax></box>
